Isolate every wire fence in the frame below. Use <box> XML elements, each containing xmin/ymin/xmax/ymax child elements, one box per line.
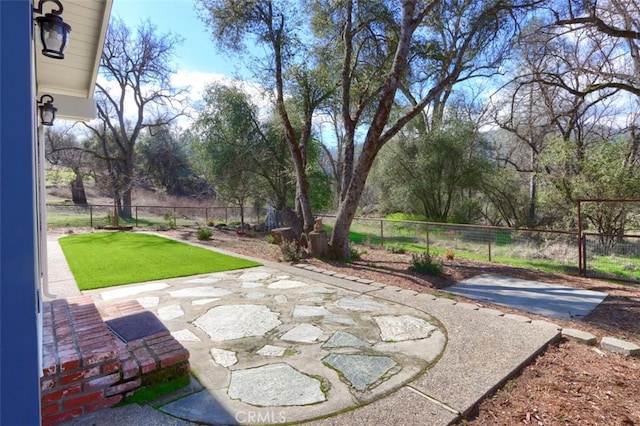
<box><xmin>319</xmin><ymin>215</ymin><xmax>581</xmax><ymax>276</ymax></box>
<box><xmin>46</xmin><ymin>203</ymin><xmax>261</xmax><ymax>230</ymax></box>
<box><xmin>583</xmin><ymin>232</ymin><xmax>640</xmax><ymax>282</ymax></box>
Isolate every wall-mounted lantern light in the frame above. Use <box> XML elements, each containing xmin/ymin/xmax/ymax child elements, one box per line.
<box><xmin>33</xmin><ymin>0</ymin><xmax>71</xmax><ymax>60</ymax></box>
<box><xmin>38</xmin><ymin>95</ymin><xmax>57</xmax><ymax>126</ymax></box>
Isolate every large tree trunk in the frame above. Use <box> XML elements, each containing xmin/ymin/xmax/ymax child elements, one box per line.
<box><xmin>120</xmin><ymin>158</ymin><xmax>134</xmax><ymax>219</ymax></box>
<box><xmin>121</xmin><ymin>189</ymin><xmax>132</xmax><ymax>219</ymax></box>
<box><xmin>528</xmin><ymin>147</ymin><xmax>537</xmax><ymax>225</ymax></box>
<box><xmin>70</xmin><ymin>172</ymin><xmax>87</xmax><ymax>205</ymax></box>
<box><xmin>295</xmin><ymin>173</ymin><xmax>314</xmax><ymax>234</ymax></box>
<box><xmin>330</xmin><ymin>146</ymin><xmax>377</xmax><ymax>259</ymax></box>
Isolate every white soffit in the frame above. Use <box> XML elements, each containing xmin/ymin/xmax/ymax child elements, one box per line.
<box><xmin>34</xmin><ymin>0</ymin><xmax>112</xmax><ymax>120</ymax></box>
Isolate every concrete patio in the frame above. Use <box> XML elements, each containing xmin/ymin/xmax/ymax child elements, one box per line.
<box><xmin>46</xmin><ymin>235</ymin><xmax>562</xmax><ymax>425</ymax></box>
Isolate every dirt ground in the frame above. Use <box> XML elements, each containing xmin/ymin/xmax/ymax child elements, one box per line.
<box><xmin>164</xmin><ymin>227</ymin><xmax>640</xmax><ymax>425</ymax></box>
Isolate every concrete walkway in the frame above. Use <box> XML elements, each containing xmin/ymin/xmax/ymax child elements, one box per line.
<box><xmin>49</xmin><ymin>235</ymin><xmax>560</xmax><ymax>425</ymax></box>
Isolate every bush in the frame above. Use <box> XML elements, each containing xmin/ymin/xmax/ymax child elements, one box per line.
<box><xmin>280</xmin><ymin>241</ymin><xmax>303</xmax><ymax>262</ymax></box>
<box><xmin>266</xmin><ymin>234</ymin><xmax>277</xmax><ymax>245</ymax></box>
<box><xmin>196</xmin><ymin>227</ymin><xmax>213</xmax><ymax>240</ymax></box>
<box><xmin>444</xmin><ymin>249</ymin><xmax>455</xmax><ymax>260</ymax></box>
<box><xmin>349</xmin><ymin>245</ymin><xmax>366</xmax><ymax>261</ymax></box>
<box><xmin>163</xmin><ymin>212</ymin><xmax>176</xmax><ymax>229</ymax></box>
<box><xmin>409</xmin><ymin>252</ymin><xmax>443</xmax><ymax>276</ymax></box>
<box><xmin>387</xmin><ymin>244</ymin><xmax>406</xmax><ymax>254</ymax></box>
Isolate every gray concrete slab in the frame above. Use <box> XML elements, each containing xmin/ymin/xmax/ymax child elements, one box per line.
<box><xmin>601</xmin><ymin>336</ymin><xmax>640</xmax><ymax>356</ymax></box>
<box><xmin>45</xmin><ymin>235</ymin><xmax>81</xmax><ymax>300</ymax></box>
<box><xmin>50</xmin><ymin>235</ymin><xmax>562</xmax><ymax>426</ymax></box>
<box><xmin>444</xmin><ymin>273</ymin><xmax>607</xmax><ymax>319</ymax></box>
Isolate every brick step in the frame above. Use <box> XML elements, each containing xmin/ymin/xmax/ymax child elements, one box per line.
<box><xmin>41</xmin><ymin>296</ymin><xmax>189</xmax><ymax>425</ymax></box>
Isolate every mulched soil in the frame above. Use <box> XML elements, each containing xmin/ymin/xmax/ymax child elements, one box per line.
<box><xmin>141</xmin><ymin>228</ymin><xmax>640</xmax><ymax>424</ymax></box>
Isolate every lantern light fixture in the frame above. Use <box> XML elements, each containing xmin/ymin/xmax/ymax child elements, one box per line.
<box><xmin>38</xmin><ymin>95</ymin><xmax>57</xmax><ymax>126</ymax></box>
<box><xmin>33</xmin><ymin>0</ymin><xmax>71</xmax><ymax>60</ymax></box>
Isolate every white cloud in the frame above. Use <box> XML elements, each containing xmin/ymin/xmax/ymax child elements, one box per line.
<box><xmin>171</xmin><ymin>70</ymin><xmax>273</xmax><ymax>128</ymax></box>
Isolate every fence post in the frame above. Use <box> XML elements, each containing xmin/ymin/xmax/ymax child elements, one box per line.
<box><xmin>581</xmin><ymin>235</ymin><xmax>588</xmax><ymax>277</ymax></box>
<box><xmin>380</xmin><ymin>220</ymin><xmax>384</xmax><ymax>247</ymax></box>
<box><xmin>205</xmin><ymin>207</ymin><xmax>208</xmax><ymax>224</ymax></box>
<box><xmin>173</xmin><ymin>207</ymin><xmax>177</xmax><ymax>228</ymax></box>
<box><xmin>135</xmin><ymin>206</ymin><xmax>138</xmax><ymax>227</ymax></box>
<box><xmin>577</xmin><ymin>200</ymin><xmax>584</xmax><ymax>276</ymax></box>
<box><xmin>426</xmin><ymin>223</ymin><xmax>430</xmax><ymax>255</ymax></box>
<box><xmin>225</xmin><ymin>207</ymin><xmax>228</xmax><ymax>223</ymax></box>
<box><xmin>90</xmin><ymin>205</ymin><xmax>93</xmax><ymax>228</ymax></box>
<box><xmin>487</xmin><ymin>227</ymin><xmax>492</xmax><ymax>262</ymax></box>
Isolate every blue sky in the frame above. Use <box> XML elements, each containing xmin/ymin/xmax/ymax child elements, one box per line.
<box><xmin>110</xmin><ymin>0</ymin><xmax>247</xmax><ymax>78</ymax></box>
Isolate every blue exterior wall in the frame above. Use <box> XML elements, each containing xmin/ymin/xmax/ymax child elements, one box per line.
<box><xmin>0</xmin><ymin>1</ymin><xmax>42</xmax><ymax>424</ymax></box>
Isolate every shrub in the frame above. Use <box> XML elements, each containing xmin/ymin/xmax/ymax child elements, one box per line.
<box><xmin>163</xmin><ymin>212</ymin><xmax>176</xmax><ymax>229</ymax></box>
<box><xmin>387</xmin><ymin>244</ymin><xmax>406</xmax><ymax>254</ymax></box>
<box><xmin>154</xmin><ymin>223</ymin><xmax>170</xmax><ymax>231</ymax></box>
<box><xmin>349</xmin><ymin>245</ymin><xmax>366</xmax><ymax>261</ymax></box>
<box><xmin>196</xmin><ymin>227</ymin><xmax>213</xmax><ymax>240</ymax></box>
<box><xmin>444</xmin><ymin>249</ymin><xmax>455</xmax><ymax>260</ymax></box>
<box><xmin>266</xmin><ymin>234</ymin><xmax>277</xmax><ymax>245</ymax></box>
<box><xmin>409</xmin><ymin>252</ymin><xmax>443</xmax><ymax>276</ymax></box>
<box><xmin>280</xmin><ymin>241</ymin><xmax>302</xmax><ymax>262</ymax></box>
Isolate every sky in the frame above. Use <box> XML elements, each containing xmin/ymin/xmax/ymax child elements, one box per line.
<box><xmin>109</xmin><ymin>0</ymin><xmax>272</xmax><ymax>127</ymax></box>
<box><xmin>111</xmin><ymin>0</ymin><xmax>246</xmax><ymax>78</ymax></box>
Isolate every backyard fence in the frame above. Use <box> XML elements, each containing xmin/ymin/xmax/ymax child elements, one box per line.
<box><xmin>582</xmin><ymin>232</ymin><xmax>640</xmax><ymax>282</ymax></box>
<box><xmin>577</xmin><ymin>199</ymin><xmax>640</xmax><ymax>282</ymax></box>
<box><xmin>46</xmin><ymin>203</ymin><xmax>261</xmax><ymax>229</ymax></box>
<box><xmin>46</xmin><ymin>202</ymin><xmax>640</xmax><ymax>283</ymax></box>
<box><xmin>319</xmin><ymin>215</ymin><xmax>582</xmax><ymax>277</ymax></box>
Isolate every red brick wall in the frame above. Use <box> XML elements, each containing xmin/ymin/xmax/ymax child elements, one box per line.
<box><xmin>40</xmin><ymin>296</ymin><xmax>189</xmax><ymax>426</ymax></box>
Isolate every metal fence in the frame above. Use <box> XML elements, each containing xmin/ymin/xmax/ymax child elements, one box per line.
<box><xmin>577</xmin><ymin>199</ymin><xmax>640</xmax><ymax>282</ymax></box>
<box><xmin>320</xmin><ymin>215</ymin><xmax>581</xmax><ymax>276</ymax></box>
<box><xmin>46</xmin><ymin>203</ymin><xmax>260</xmax><ymax>229</ymax></box>
<box><xmin>582</xmin><ymin>232</ymin><xmax>640</xmax><ymax>282</ymax></box>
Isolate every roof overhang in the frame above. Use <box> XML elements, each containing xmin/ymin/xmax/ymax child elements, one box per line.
<box><xmin>34</xmin><ymin>0</ymin><xmax>112</xmax><ymax>121</ymax></box>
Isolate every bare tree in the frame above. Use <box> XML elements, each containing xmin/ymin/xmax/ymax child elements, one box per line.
<box><xmin>492</xmin><ymin>15</ymin><xmax>626</xmax><ymax>226</ymax></box>
<box><xmin>83</xmin><ymin>17</ymin><xmax>187</xmax><ymax>218</ymax></box>
<box><xmin>44</xmin><ymin>128</ymin><xmax>90</xmax><ymax>205</ymax></box>
<box><xmin>547</xmin><ymin>0</ymin><xmax>640</xmax><ymax>97</ymax></box>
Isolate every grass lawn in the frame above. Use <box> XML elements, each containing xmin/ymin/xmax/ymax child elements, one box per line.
<box><xmin>59</xmin><ymin>232</ymin><xmax>262</xmax><ymax>290</ymax></box>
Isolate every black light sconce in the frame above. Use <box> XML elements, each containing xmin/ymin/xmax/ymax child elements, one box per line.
<box><xmin>33</xmin><ymin>0</ymin><xmax>72</xmax><ymax>60</ymax></box>
<box><xmin>38</xmin><ymin>95</ymin><xmax>57</xmax><ymax>126</ymax></box>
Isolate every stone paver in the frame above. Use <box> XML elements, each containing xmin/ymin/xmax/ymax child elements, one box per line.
<box><xmin>562</xmin><ymin>328</ymin><xmax>598</xmax><ymax>345</ymax></box>
<box><xmin>228</xmin><ymin>363</ymin><xmax>326</xmax><ymax>406</ymax></box>
<box><xmin>601</xmin><ymin>336</ymin><xmax>640</xmax><ymax>356</ymax></box>
<box><xmin>194</xmin><ymin>304</ymin><xmax>281</xmax><ymax>341</ymax></box>
<box><xmin>323</xmin><ymin>354</ymin><xmax>397</xmax><ymax>391</ymax></box>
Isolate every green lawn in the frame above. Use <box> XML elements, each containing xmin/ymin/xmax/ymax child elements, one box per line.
<box><xmin>59</xmin><ymin>232</ymin><xmax>261</xmax><ymax>290</ymax></box>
